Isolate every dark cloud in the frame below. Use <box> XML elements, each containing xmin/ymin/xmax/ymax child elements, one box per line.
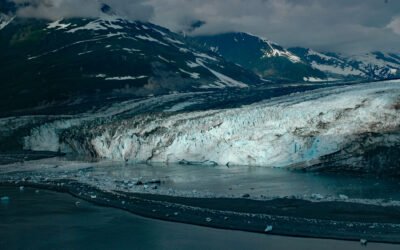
<box><xmin>148</xmin><ymin>0</ymin><xmax>400</xmax><ymax>53</ymax></box>
<box><xmin>9</xmin><ymin>0</ymin><xmax>153</xmax><ymax>21</ymax></box>
<box><xmin>6</xmin><ymin>0</ymin><xmax>400</xmax><ymax>53</ymax></box>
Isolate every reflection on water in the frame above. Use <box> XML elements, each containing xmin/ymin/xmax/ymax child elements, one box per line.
<box><xmin>80</xmin><ymin>160</ymin><xmax>400</xmax><ymax>201</ymax></box>
<box><xmin>0</xmin><ymin>187</ymin><xmax>398</xmax><ymax>250</ymax></box>
<box><xmin>2</xmin><ymin>158</ymin><xmax>400</xmax><ymax>203</ymax></box>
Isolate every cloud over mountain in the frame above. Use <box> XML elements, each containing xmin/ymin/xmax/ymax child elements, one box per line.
<box><xmin>8</xmin><ymin>0</ymin><xmax>153</xmax><ymax>21</ymax></box>
<box><xmin>5</xmin><ymin>0</ymin><xmax>400</xmax><ymax>53</ymax></box>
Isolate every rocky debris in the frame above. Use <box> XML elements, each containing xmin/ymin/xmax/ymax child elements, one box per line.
<box><xmin>179</xmin><ymin>159</ymin><xmax>218</xmax><ymax>166</ymax></box>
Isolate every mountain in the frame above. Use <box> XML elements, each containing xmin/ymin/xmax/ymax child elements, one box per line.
<box><xmin>193</xmin><ymin>32</ymin><xmax>400</xmax><ymax>83</ymax></box>
<box><xmin>192</xmin><ymin>32</ymin><xmax>326</xmax><ymax>82</ymax></box>
<box><xmin>289</xmin><ymin>48</ymin><xmax>400</xmax><ymax>81</ymax></box>
<box><xmin>0</xmin><ymin>13</ymin><xmax>262</xmax><ymax>115</ymax></box>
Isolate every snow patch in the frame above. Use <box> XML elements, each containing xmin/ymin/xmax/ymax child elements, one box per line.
<box><xmin>179</xmin><ymin>69</ymin><xmax>200</xmax><ymax>79</ymax></box>
<box><xmin>164</xmin><ymin>37</ymin><xmax>184</xmax><ymax>45</ymax></box>
<box><xmin>179</xmin><ymin>48</ymin><xmax>189</xmax><ymax>53</ymax></box>
<box><xmin>186</xmin><ymin>61</ymin><xmax>200</xmax><ymax>68</ymax></box>
<box><xmin>0</xmin><ymin>15</ymin><xmax>14</xmax><ymax>30</ymax></box>
<box><xmin>158</xmin><ymin>55</ymin><xmax>171</xmax><ymax>63</ymax></box>
<box><xmin>105</xmin><ymin>76</ymin><xmax>148</xmax><ymax>81</ymax></box>
<box><xmin>47</xmin><ymin>19</ymin><xmax>71</xmax><ymax>30</ymax></box>
<box><xmin>67</xmin><ymin>17</ymin><xmax>124</xmax><ymax>33</ymax></box>
<box><xmin>303</xmin><ymin>77</ymin><xmax>338</xmax><ymax>82</ymax></box>
<box><xmin>136</xmin><ymin>35</ymin><xmax>169</xmax><ymax>46</ymax></box>
<box><xmin>123</xmin><ymin>48</ymin><xmax>141</xmax><ymax>53</ymax></box>
<box><xmin>193</xmin><ymin>52</ymin><xmax>219</xmax><ymax>62</ymax></box>
<box><xmin>196</xmin><ymin>59</ymin><xmax>248</xmax><ymax>88</ymax></box>
<box><xmin>210</xmin><ymin>46</ymin><xmax>219</xmax><ymax>53</ymax></box>
<box><xmin>307</xmin><ymin>49</ymin><xmax>342</xmax><ymax>62</ymax></box>
<box><xmin>78</xmin><ymin>50</ymin><xmax>93</xmax><ymax>56</ymax></box>
<box><xmin>262</xmin><ymin>42</ymin><xmax>301</xmax><ymax>63</ymax></box>
<box><xmin>311</xmin><ymin>62</ymin><xmax>364</xmax><ymax>76</ymax></box>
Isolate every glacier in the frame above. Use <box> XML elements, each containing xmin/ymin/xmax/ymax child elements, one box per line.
<box><xmin>22</xmin><ymin>80</ymin><xmax>400</xmax><ymax>171</ymax></box>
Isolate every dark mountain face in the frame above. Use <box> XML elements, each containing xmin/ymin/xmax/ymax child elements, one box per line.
<box><xmin>2</xmin><ymin>3</ymin><xmax>398</xmax><ymax>117</ymax></box>
<box><xmin>0</xmin><ymin>1</ymin><xmax>16</xmax><ymax>14</ymax></box>
<box><xmin>192</xmin><ymin>32</ymin><xmax>327</xmax><ymax>82</ymax></box>
<box><xmin>0</xmin><ymin>15</ymin><xmax>262</xmax><ymax>115</ymax></box>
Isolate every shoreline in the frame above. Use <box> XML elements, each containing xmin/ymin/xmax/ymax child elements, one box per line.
<box><xmin>2</xmin><ymin>180</ymin><xmax>400</xmax><ymax>244</ymax></box>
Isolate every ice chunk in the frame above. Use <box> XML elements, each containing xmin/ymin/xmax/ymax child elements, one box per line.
<box><xmin>311</xmin><ymin>193</ymin><xmax>324</xmax><ymax>200</ymax></box>
<box><xmin>1</xmin><ymin>196</ymin><xmax>10</xmax><ymax>204</ymax></box>
<box><xmin>264</xmin><ymin>225</ymin><xmax>273</xmax><ymax>232</ymax></box>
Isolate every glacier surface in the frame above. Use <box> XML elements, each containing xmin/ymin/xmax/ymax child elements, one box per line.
<box><xmin>23</xmin><ymin>80</ymin><xmax>400</xmax><ymax>170</ymax></box>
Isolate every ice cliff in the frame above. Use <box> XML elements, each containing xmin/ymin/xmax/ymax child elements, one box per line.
<box><xmin>23</xmin><ymin>80</ymin><xmax>400</xmax><ymax>171</ymax></box>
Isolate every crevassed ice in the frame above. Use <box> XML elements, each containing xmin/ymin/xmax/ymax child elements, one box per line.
<box><xmin>23</xmin><ymin>80</ymin><xmax>400</xmax><ymax>168</ymax></box>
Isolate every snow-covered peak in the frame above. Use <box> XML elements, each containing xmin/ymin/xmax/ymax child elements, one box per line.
<box><xmin>239</xmin><ymin>32</ymin><xmax>301</xmax><ymax>63</ymax></box>
<box><xmin>291</xmin><ymin>48</ymin><xmax>400</xmax><ymax>80</ymax></box>
<box><xmin>0</xmin><ymin>13</ymin><xmax>261</xmax><ymax>107</ymax></box>
<box><xmin>262</xmin><ymin>42</ymin><xmax>301</xmax><ymax>63</ymax></box>
<box><xmin>306</xmin><ymin>49</ymin><xmax>344</xmax><ymax>63</ymax></box>
<box><xmin>44</xmin><ymin>17</ymin><xmax>184</xmax><ymax>49</ymax></box>
<box><xmin>349</xmin><ymin>52</ymin><xmax>400</xmax><ymax>70</ymax></box>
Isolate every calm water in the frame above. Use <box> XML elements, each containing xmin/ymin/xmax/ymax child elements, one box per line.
<box><xmin>2</xmin><ymin>158</ymin><xmax>400</xmax><ymax>203</ymax></box>
<box><xmin>92</xmin><ymin>161</ymin><xmax>400</xmax><ymax>200</ymax></box>
<box><xmin>0</xmin><ymin>187</ymin><xmax>399</xmax><ymax>250</ymax></box>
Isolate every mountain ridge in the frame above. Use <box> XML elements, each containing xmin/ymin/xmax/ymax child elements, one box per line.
<box><xmin>192</xmin><ymin>32</ymin><xmax>327</xmax><ymax>83</ymax></box>
<box><xmin>193</xmin><ymin>32</ymin><xmax>400</xmax><ymax>82</ymax></box>
<box><xmin>0</xmin><ymin>13</ymin><xmax>263</xmax><ymax>114</ymax></box>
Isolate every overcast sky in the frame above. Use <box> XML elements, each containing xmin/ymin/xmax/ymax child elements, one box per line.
<box><xmin>8</xmin><ymin>0</ymin><xmax>400</xmax><ymax>54</ymax></box>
